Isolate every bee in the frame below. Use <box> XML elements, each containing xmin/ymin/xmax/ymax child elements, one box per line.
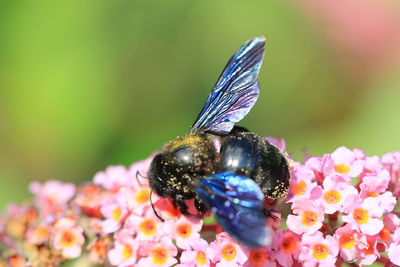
<box><xmin>148</xmin><ymin>37</ymin><xmax>290</xmax><ymax>247</ymax></box>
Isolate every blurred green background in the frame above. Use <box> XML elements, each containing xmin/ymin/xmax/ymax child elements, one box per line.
<box><xmin>1</xmin><ymin>0</ymin><xmax>400</xmax><ymax>209</ymax></box>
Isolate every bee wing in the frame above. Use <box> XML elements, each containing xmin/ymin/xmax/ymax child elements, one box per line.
<box><xmin>190</xmin><ymin>37</ymin><xmax>265</xmax><ymax>135</ymax></box>
<box><xmin>194</xmin><ymin>171</ymin><xmax>270</xmax><ymax>247</ymax></box>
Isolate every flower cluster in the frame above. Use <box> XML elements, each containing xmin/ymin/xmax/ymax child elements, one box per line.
<box><xmin>0</xmin><ymin>140</ymin><xmax>399</xmax><ymax>266</ymax></box>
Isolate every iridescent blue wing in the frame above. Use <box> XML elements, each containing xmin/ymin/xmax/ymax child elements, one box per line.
<box><xmin>190</xmin><ymin>37</ymin><xmax>265</xmax><ymax>135</ymax></box>
<box><xmin>194</xmin><ymin>171</ymin><xmax>270</xmax><ymax>247</ymax></box>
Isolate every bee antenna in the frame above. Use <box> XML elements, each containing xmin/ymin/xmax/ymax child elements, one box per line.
<box><xmin>150</xmin><ymin>190</ymin><xmax>165</xmax><ymax>222</ymax></box>
<box><xmin>136</xmin><ymin>171</ymin><xmax>148</xmax><ymax>186</ymax></box>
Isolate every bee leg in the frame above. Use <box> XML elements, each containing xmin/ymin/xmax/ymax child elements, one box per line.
<box><xmin>264</xmin><ymin>208</ymin><xmax>279</xmax><ymax>221</ymax></box>
<box><xmin>174</xmin><ymin>196</ymin><xmax>191</xmax><ymax>215</ymax></box>
<box><xmin>194</xmin><ymin>197</ymin><xmax>208</xmax><ymax>214</ymax></box>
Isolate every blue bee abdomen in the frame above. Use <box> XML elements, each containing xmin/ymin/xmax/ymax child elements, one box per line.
<box><xmin>219</xmin><ymin>133</ymin><xmax>258</xmax><ymax>176</ymax></box>
<box><xmin>219</xmin><ymin>132</ymin><xmax>290</xmax><ymax>200</ymax></box>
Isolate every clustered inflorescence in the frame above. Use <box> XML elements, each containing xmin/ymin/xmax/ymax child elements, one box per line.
<box><xmin>1</xmin><ymin>138</ymin><xmax>400</xmax><ymax>267</ymax></box>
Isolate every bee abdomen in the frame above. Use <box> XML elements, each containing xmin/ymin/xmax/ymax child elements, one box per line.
<box><xmin>219</xmin><ymin>132</ymin><xmax>290</xmax><ymax>199</ymax></box>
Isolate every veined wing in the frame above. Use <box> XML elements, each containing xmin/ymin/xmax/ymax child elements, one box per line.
<box><xmin>190</xmin><ymin>37</ymin><xmax>265</xmax><ymax>135</ymax></box>
<box><xmin>194</xmin><ymin>171</ymin><xmax>270</xmax><ymax>247</ymax></box>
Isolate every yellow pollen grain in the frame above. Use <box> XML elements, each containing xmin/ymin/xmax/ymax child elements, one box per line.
<box><xmin>167</xmin><ymin>134</ymin><xmax>202</xmax><ymax>151</ymax></box>
<box><xmin>221</xmin><ymin>244</ymin><xmax>237</xmax><ymax>261</ymax></box>
<box><xmin>301</xmin><ymin>211</ymin><xmax>318</xmax><ymax>226</ymax></box>
<box><xmin>196</xmin><ymin>251</ymin><xmax>206</xmax><ymax>265</ymax></box>
<box><xmin>324</xmin><ymin>190</ymin><xmax>341</xmax><ymax>204</ymax></box>
<box><xmin>335</xmin><ymin>164</ymin><xmax>350</xmax><ymax>174</ymax></box>
<box><xmin>112</xmin><ymin>208</ymin><xmax>122</xmax><ymax>222</ymax></box>
<box><xmin>152</xmin><ymin>247</ymin><xmax>168</xmax><ymax>265</ymax></box>
<box><xmin>353</xmin><ymin>208</ymin><xmax>368</xmax><ymax>224</ymax></box>
<box><xmin>312</xmin><ymin>243</ymin><xmax>329</xmax><ymax>260</ymax></box>
<box><xmin>122</xmin><ymin>244</ymin><xmax>133</xmax><ymax>260</ymax></box>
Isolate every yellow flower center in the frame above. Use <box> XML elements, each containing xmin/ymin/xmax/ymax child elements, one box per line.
<box><xmin>379</xmin><ymin>227</ymin><xmax>390</xmax><ymax>242</ymax></box>
<box><xmin>92</xmin><ymin>239</ymin><xmax>107</xmax><ymax>256</ymax></box>
<box><xmin>293</xmin><ymin>181</ymin><xmax>307</xmax><ymax>195</ymax></box>
<box><xmin>366</xmin><ymin>191</ymin><xmax>378</xmax><ymax>198</ymax></box>
<box><xmin>324</xmin><ymin>190</ymin><xmax>341</xmax><ymax>204</ymax></box>
<box><xmin>339</xmin><ymin>233</ymin><xmax>355</xmax><ymax>249</ymax></box>
<box><xmin>9</xmin><ymin>255</ymin><xmax>26</xmax><ymax>267</ymax></box>
<box><xmin>221</xmin><ymin>244</ymin><xmax>237</xmax><ymax>261</ymax></box>
<box><xmin>139</xmin><ymin>219</ymin><xmax>157</xmax><ymax>236</ymax></box>
<box><xmin>196</xmin><ymin>251</ymin><xmax>206</xmax><ymax>265</ymax></box>
<box><xmin>301</xmin><ymin>211</ymin><xmax>319</xmax><ymax>226</ymax></box>
<box><xmin>135</xmin><ymin>189</ymin><xmax>150</xmax><ymax>204</ymax></box>
<box><xmin>35</xmin><ymin>226</ymin><xmax>50</xmax><ymax>238</ymax></box>
<box><xmin>60</xmin><ymin>231</ymin><xmax>77</xmax><ymax>248</ymax></box>
<box><xmin>176</xmin><ymin>223</ymin><xmax>192</xmax><ymax>238</ymax></box>
<box><xmin>335</xmin><ymin>164</ymin><xmax>350</xmax><ymax>174</ymax></box>
<box><xmin>112</xmin><ymin>207</ymin><xmax>122</xmax><ymax>222</ymax></box>
<box><xmin>281</xmin><ymin>236</ymin><xmax>298</xmax><ymax>253</ymax></box>
<box><xmin>312</xmin><ymin>243</ymin><xmax>329</xmax><ymax>260</ymax></box>
<box><xmin>122</xmin><ymin>244</ymin><xmax>133</xmax><ymax>260</ymax></box>
<box><xmin>249</xmin><ymin>249</ymin><xmax>266</xmax><ymax>266</ymax></box>
<box><xmin>353</xmin><ymin>208</ymin><xmax>368</xmax><ymax>224</ymax></box>
<box><xmin>152</xmin><ymin>247</ymin><xmax>168</xmax><ymax>265</ymax></box>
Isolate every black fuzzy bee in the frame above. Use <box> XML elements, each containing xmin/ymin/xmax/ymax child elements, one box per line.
<box><xmin>148</xmin><ymin>37</ymin><xmax>289</xmax><ymax>247</ymax></box>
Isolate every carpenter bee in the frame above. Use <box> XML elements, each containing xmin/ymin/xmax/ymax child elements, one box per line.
<box><xmin>148</xmin><ymin>37</ymin><xmax>290</xmax><ymax>247</ymax></box>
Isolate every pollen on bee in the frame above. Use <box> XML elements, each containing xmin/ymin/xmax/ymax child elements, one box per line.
<box><xmin>166</xmin><ymin>134</ymin><xmax>203</xmax><ymax>152</ymax></box>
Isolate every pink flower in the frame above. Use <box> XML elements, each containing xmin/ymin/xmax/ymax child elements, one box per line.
<box><xmin>388</xmin><ymin>228</ymin><xmax>400</xmax><ymax>266</ymax></box>
<box><xmin>26</xmin><ymin>224</ymin><xmax>51</xmax><ymax>245</ymax></box>
<box><xmin>209</xmin><ymin>232</ymin><xmax>248</xmax><ymax>267</ymax></box>
<box><xmin>52</xmin><ymin>218</ymin><xmax>84</xmax><ymax>259</ymax></box>
<box><xmin>137</xmin><ymin>236</ymin><xmax>178</xmax><ymax>267</ymax></box>
<box><xmin>29</xmin><ymin>180</ymin><xmax>75</xmax><ymax>217</ymax></box>
<box><xmin>180</xmin><ymin>238</ymin><xmax>212</xmax><ymax>267</ymax></box>
<box><xmin>321</xmin><ymin>147</ymin><xmax>364</xmax><ymax>180</ymax></box>
<box><xmin>125</xmin><ymin>209</ymin><xmax>163</xmax><ymax>241</ymax></box>
<box><xmin>317</xmin><ymin>175</ymin><xmax>358</xmax><ymax>214</ymax></box>
<box><xmin>108</xmin><ymin>235</ymin><xmax>137</xmax><ymax>267</ymax></box>
<box><xmin>164</xmin><ymin>215</ymin><xmax>203</xmax><ymax>249</ymax></box>
<box><xmin>363</xmin><ymin>155</ymin><xmax>383</xmax><ymax>174</ymax></box>
<box><xmin>359</xmin><ymin>170</ymin><xmax>390</xmax><ymax>198</ymax></box>
<box><xmin>287</xmin><ymin>162</ymin><xmax>319</xmax><ymax>203</ymax></box>
<box><xmin>357</xmin><ymin>235</ymin><xmax>379</xmax><ymax>266</ymax></box>
<box><xmin>298</xmin><ymin>231</ymin><xmax>339</xmax><ymax>267</ymax></box>
<box><xmin>334</xmin><ymin>224</ymin><xmax>366</xmax><ymax>262</ymax></box>
<box><xmin>244</xmin><ymin>247</ymin><xmax>276</xmax><ymax>267</ymax></box>
<box><xmin>127</xmin><ymin>183</ymin><xmax>153</xmax><ymax>216</ymax></box>
<box><xmin>99</xmin><ymin>194</ymin><xmax>129</xmax><ymax>234</ymax></box>
<box><xmin>94</xmin><ymin>165</ymin><xmax>133</xmax><ymax>191</ymax></box>
<box><xmin>342</xmin><ymin>196</ymin><xmax>384</xmax><ymax>235</ymax></box>
<box><xmin>88</xmin><ymin>238</ymin><xmax>110</xmax><ymax>264</ymax></box>
<box><xmin>74</xmin><ymin>184</ymin><xmax>104</xmax><ymax>218</ymax></box>
<box><xmin>286</xmin><ymin>199</ymin><xmax>325</xmax><ymax>235</ymax></box>
<box><xmin>273</xmin><ymin>229</ymin><xmax>301</xmax><ymax>266</ymax></box>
